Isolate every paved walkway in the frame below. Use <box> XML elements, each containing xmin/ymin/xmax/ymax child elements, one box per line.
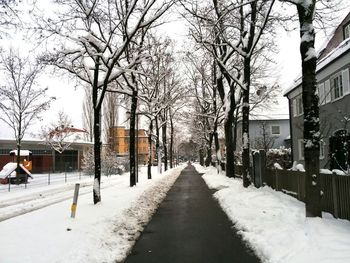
<box><xmin>124</xmin><ymin>164</ymin><xmax>260</xmax><ymax>263</ymax></box>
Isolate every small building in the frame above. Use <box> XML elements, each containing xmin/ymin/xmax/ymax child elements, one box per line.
<box><xmin>236</xmin><ymin>114</ymin><xmax>290</xmax><ymax>151</ymax></box>
<box><xmin>108</xmin><ymin>126</ymin><xmax>155</xmax><ymax>164</ymax></box>
<box><xmin>283</xmin><ymin>12</ymin><xmax>350</xmax><ymax>169</ymax></box>
<box><xmin>0</xmin><ymin>138</ymin><xmax>92</xmax><ymax>173</ymax></box>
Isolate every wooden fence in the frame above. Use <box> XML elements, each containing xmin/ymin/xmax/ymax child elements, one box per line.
<box><xmin>235</xmin><ymin>164</ymin><xmax>350</xmax><ymax>221</ymax></box>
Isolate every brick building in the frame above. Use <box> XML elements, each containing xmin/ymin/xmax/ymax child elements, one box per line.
<box><xmin>108</xmin><ymin>126</ymin><xmax>155</xmax><ymax>164</ymax></box>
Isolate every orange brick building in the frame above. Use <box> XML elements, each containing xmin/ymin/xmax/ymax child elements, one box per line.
<box><xmin>109</xmin><ymin>126</ymin><xmax>155</xmax><ymax>164</ymax></box>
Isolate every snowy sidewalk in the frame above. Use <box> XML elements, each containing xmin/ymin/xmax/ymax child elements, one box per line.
<box><xmin>125</xmin><ymin>164</ymin><xmax>260</xmax><ymax>263</ymax></box>
<box><xmin>196</xmin><ymin>164</ymin><xmax>350</xmax><ymax>263</ymax></box>
<box><xmin>0</xmin><ymin>165</ymin><xmax>185</xmax><ymax>263</ymax></box>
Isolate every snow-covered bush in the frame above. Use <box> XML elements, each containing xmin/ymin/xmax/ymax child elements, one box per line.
<box><xmin>101</xmin><ymin>149</ymin><xmax>120</xmax><ymax>176</ymax></box>
<box><xmin>82</xmin><ymin>147</ymin><xmax>94</xmax><ymax>176</ymax></box>
<box><xmin>116</xmin><ymin>156</ymin><xmax>130</xmax><ymax>173</ymax></box>
<box><xmin>82</xmin><ymin>148</ymin><xmax>128</xmax><ymax>176</ymax></box>
<box><xmin>266</xmin><ymin>147</ymin><xmax>292</xmax><ymax>169</ymax></box>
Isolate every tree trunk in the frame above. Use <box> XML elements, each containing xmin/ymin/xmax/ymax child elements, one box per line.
<box><xmin>93</xmin><ymin>59</ymin><xmax>101</xmax><ymax>204</ymax></box>
<box><xmin>16</xmin><ymin>113</ymin><xmax>22</xmax><ymax>184</ymax></box>
<box><xmin>199</xmin><ymin>149</ymin><xmax>205</xmax><ymax>166</ymax></box>
<box><xmin>148</xmin><ymin>120</ymin><xmax>153</xmax><ymax>179</ymax></box>
<box><xmin>216</xmin><ymin>65</ymin><xmax>236</xmax><ymax>177</ymax></box>
<box><xmin>162</xmin><ymin>115</ymin><xmax>168</xmax><ymax>171</ymax></box>
<box><xmin>214</xmin><ymin>130</ymin><xmax>220</xmax><ymax>162</ymax></box>
<box><xmin>129</xmin><ymin>91</ymin><xmax>138</xmax><ymax>187</ymax></box>
<box><xmin>224</xmin><ymin>113</ymin><xmax>235</xmax><ymax>178</ymax></box>
<box><xmin>233</xmin><ymin>107</ymin><xmax>240</xmax><ymax>155</ymax></box>
<box><xmin>242</xmin><ymin>57</ymin><xmax>251</xmax><ymax>187</ymax></box>
<box><xmin>205</xmin><ymin>133</ymin><xmax>213</xmax><ymax>167</ymax></box>
<box><xmin>16</xmin><ymin>140</ymin><xmax>21</xmax><ymax>184</ymax></box>
<box><xmin>169</xmin><ymin>112</ymin><xmax>174</xmax><ymax>169</ymax></box>
<box><xmin>155</xmin><ymin>117</ymin><xmax>161</xmax><ymax>160</ymax></box>
<box><xmin>297</xmin><ymin>1</ymin><xmax>321</xmax><ymax>217</ymax></box>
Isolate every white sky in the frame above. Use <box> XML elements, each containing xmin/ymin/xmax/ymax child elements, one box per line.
<box><xmin>0</xmin><ymin>2</ymin><xmax>350</xmax><ymax>139</ymax></box>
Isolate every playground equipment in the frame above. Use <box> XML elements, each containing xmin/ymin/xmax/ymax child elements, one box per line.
<box><xmin>0</xmin><ymin>150</ymin><xmax>33</xmax><ymax>184</ymax></box>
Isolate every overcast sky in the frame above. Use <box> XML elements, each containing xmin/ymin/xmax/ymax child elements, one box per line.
<box><xmin>0</xmin><ymin>1</ymin><xmax>350</xmax><ymax>140</ymax></box>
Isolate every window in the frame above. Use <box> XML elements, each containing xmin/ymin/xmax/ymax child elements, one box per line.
<box><xmin>271</xmin><ymin>125</ymin><xmax>280</xmax><ymax>135</ymax></box>
<box><xmin>330</xmin><ymin>72</ymin><xmax>343</xmax><ymax>100</ymax></box>
<box><xmin>344</xmin><ymin>23</ymin><xmax>350</xmax><ymax>40</ymax></box>
<box><xmin>293</xmin><ymin>95</ymin><xmax>303</xmax><ymax>116</ymax></box>
<box><xmin>318</xmin><ymin>83</ymin><xmax>325</xmax><ymax>105</ymax></box>
<box><xmin>321</xmin><ymin>69</ymin><xmax>349</xmax><ymax>105</ymax></box>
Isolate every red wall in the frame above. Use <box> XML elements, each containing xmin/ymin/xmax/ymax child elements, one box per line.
<box><xmin>0</xmin><ymin>155</ymin><xmax>53</xmax><ymax>173</ymax></box>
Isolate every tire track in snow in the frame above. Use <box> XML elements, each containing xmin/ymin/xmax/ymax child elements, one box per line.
<box><xmin>0</xmin><ymin>178</ymin><xmax>126</xmax><ymax>222</ymax></box>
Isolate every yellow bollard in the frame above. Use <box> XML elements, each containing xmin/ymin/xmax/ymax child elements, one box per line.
<box><xmin>71</xmin><ymin>183</ymin><xmax>80</xmax><ymax>218</ymax></box>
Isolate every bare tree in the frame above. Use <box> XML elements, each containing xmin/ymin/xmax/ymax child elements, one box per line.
<box><xmin>82</xmin><ymin>86</ymin><xmax>93</xmax><ymax>142</ymax></box>
<box><xmin>252</xmin><ymin>121</ymin><xmax>276</xmax><ymax>152</ymax></box>
<box><xmin>103</xmin><ymin>91</ymin><xmax>120</xmax><ymax>150</ymax></box>
<box><xmin>138</xmin><ymin>34</ymin><xmax>183</xmax><ymax>176</ymax></box>
<box><xmin>280</xmin><ymin>0</ymin><xmax>319</xmax><ymax>217</ymax></box>
<box><xmin>36</xmin><ymin>0</ymin><xmax>174</xmax><ymax>203</ymax></box>
<box><xmin>0</xmin><ymin>50</ymin><xmax>53</xmax><ymax>179</ymax></box>
<box><xmin>184</xmin><ymin>50</ymin><xmax>223</xmax><ymax>170</ymax></box>
<box><xmin>278</xmin><ymin>0</ymin><xmax>343</xmax><ymax>217</ymax></box>
<box><xmin>182</xmin><ymin>0</ymin><xmax>277</xmax><ymax>183</ymax></box>
<box><xmin>0</xmin><ymin>0</ymin><xmax>22</xmax><ymax>37</ymax></box>
<box><xmin>41</xmin><ymin>110</ymin><xmax>84</xmax><ymax>154</ymax></box>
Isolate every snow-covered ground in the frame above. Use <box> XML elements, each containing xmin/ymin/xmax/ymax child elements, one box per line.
<box><xmin>194</xmin><ymin>164</ymin><xmax>350</xmax><ymax>263</ymax></box>
<box><xmin>0</xmin><ymin>164</ymin><xmax>185</xmax><ymax>263</ymax></box>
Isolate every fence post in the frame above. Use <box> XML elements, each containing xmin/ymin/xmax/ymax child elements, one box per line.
<box><xmin>332</xmin><ymin>173</ymin><xmax>339</xmax><ymax>218</ymax></box>
<box><xmin>296</xmin><ymin>172</ymin><xmax>300</xmax><ymax>200</ymax></box>
<box><xmin>274</xmin><ymin>168</ymin><xmax>279</xmax><ymax>190</ymax></box>
<box><xmin>259</xmin><ymin>150</ymin><xmax>266</xmax><ymax>187</ymax></box>
<box><xmin>252</xmin><ymin>150</ymin><xmax>264</xmax><ymax>188</ymax></box>
<box><xmin>48</xmin><ymin>171</ymin><xmax>51</xmax><ymax>185</ymax></box>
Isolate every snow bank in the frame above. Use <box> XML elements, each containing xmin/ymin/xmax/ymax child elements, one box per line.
<box><xmin>0</xmin><ymin>165</ymin><xmax>185</xmax><ymax>263</ymax></box>
<box><xmin>200</xmin><ymin>166</ymin><xmax>350</xmax><ymax>263</ymax></box>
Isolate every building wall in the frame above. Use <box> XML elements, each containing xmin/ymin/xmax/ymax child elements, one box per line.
<box><xmin>287</xmin><ymin>51</ymin><xmax>350</xmax><ymax>168</ymax></box>
<box><xmin>236</xmin><ymin>119</ymin><xmax>290</xmax><ymax>151</ymax></box>
<box><xmin>0</xmin><ymin>140</ymin><xmax>91</xmax><ymax>173</ymax></box>
<box><xmin>249</xmin><ymin>119</ymin><xmax>290</xmax><ymax>149</ymax></box>
<box><xmin>109</xmin><ymin>126</ymin><xmax>155</xmax><ymax>164</ymax></box>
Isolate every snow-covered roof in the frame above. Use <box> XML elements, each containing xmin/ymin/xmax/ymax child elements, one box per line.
<box><xmin>250</xmin><ymin>113</ymin><xmax>289</xmax><ymax>121</ymax></box>
<box><xmin>283</xmin><ymin>38</ymin><xmax>350</xmax><ymax>96</ymax></box>
<box><xmin>0</xmin><ymin>137</ymin><xmax>94</xmax><ymax>146</ymax></box>
<box><xmin>0</xmin><ymin>162</ymin><xmax>33</xmax><ymax>179</ymax></box>
<box><xmin>9</xmin><ymin>150</ymin><xmax>32</xmax><ymax>156</ymax></box>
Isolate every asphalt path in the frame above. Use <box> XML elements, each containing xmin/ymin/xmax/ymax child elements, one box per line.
<box><xmin>124</xmin><ymin>164</ymin><xmax>261</xmax><ymax>263</ymax></box>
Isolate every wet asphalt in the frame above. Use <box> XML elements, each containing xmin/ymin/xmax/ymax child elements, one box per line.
<box><xmin>124</xmin><ymin>164</ymin><xmax>261</xmax><ymax>263</ymax></box>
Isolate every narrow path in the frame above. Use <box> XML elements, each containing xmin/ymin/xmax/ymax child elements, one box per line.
<box><xmin>124</xmin><ymin>164</ymin><xmax>260</xmax><ymax>263</ymax></box>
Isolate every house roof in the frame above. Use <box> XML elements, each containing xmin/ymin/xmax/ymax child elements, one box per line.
<box><xmin>9</xmin><ymin>150</ymin><xmax>32</xmax><ymax>156</ymax></box>
<box><xmin>283</xmin><ymin>11</ymin><xmax>350</xmax><ymax>96</ymax></box>
<box><xmin>283</xmin><ymin>38</ymin><xmax>350</xmax><ymax>96</ymax></box>
<box><xmin>250</xmin><ymin>113</ymin><xmax>289</xmax><ymax>121</ymax></box>
<box><xmin>0</xmin><ymin>138</ymin><xmax>93</xmax><ymax>147</ymax></box>
<box><xmin>49</xmin><ymin>127</ymin><xmax>87</xmax><ymax>137</ymax></box>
